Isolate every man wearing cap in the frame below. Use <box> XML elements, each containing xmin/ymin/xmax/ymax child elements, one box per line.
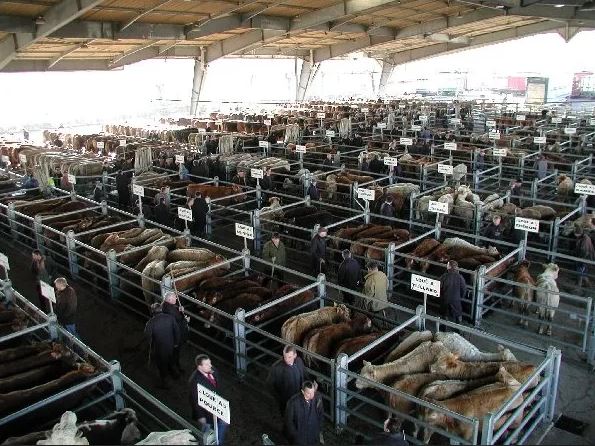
<box><xmin>262</xmin><ymin>232</ymin><xmax>287</xmax><ymax>281</ymax></box>
<box><xmin>361</xmin><ymin>262</ymin><xmax>390</xmax><ymax>328</ymax></box>
<box><xmin>310</xmin><ymin>227</ymin><xmax>328</xmax><ymax>276</ymax></box>
<box><xmin>337</xmin><ymin>250</ymin><xmax>362</xmax><ymax>306</ymax></box>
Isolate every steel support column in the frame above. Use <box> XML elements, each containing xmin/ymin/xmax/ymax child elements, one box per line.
<box><xmin>378</xmin><ymin>58</ymin><xmax>395</xmax><ymax>97</ymax></box>
<box><xmin>190</xmin><ymin>58</ymin><xmax>206</xmax><ymax>116</ymax></box>
<box><xmin>296</xmin><ymin>60</ymin><xmax>319</xmax><ymax>102</ymax></box>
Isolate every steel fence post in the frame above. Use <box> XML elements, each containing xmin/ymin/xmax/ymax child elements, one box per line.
<box><xmin>242</xmin><ymin>248</ymin><xmax>251</xmax><ymax>275</ymax></box>
<box><xmin>107</xmin><ymin>249</ymin><xmax>120</xmax><ymax>299</ymax></box>
<box><xmin>66</xmin><ymin>230</ymin><xmax>79</xmax><ymax>277</ymax></box>
<box><xmin>101</xmin><ymin>200</ymin><xmax>108</xmax><ymax>215</ymax></box>
<box><xmin>416</xmin><ymin>305</ymin><xmax>425</xmax><ymax>331</ymax></box>
<box><xmin>317</xmin><ymin>273</ymin><xmax>326</xmax><ymax>308</ymax></box>
<box><xmin>550</xmin><ymin>218</ymin><xmax>560</xmax><ymax>262</ymax></box>
<box><xmin>435</xmin><ymin>221</ymin><xmax>442</xmax><ymax>240</ymax></box>
<box><xmin>234</xmin><ymin>308</ymin><xmax>247</xmax><ymax>378</ymax></box>
<box><xmin>481</xmin><ymin>413</ymin><xmax>494</xmax><ymax>445</ymax></box>
<box><xmin>352</xmin><ymin>181</ymin><xmax>359</xmax><ymax>209</ymax></box>
<box><xmin>409</xmin><ymin>192</ymin><xmax>416</xmax><ymax>231</ymax></box>
<box><xmin>1</xmin><ymin>278</ymin><xmax>14</xmax><ymax>306</ymax></box>
<box><xmin>473</xmin><ymin>203</ymin><xmax>481</xmax><ymax>244</ymax></box>
<box><xmin>110</xmin><ymin>360</ymin><xmax>125</xmax><ymax>410</ymax></box>
<box><xmin>546</xmin><ymin>347</ymin><xmax>562</xmax><ymax>423</ymax></box>
<box><xmin>214</xmin><ymin>176</ymin><xmax>219</xmax><ymax>187</ymax></box>
<box><xmin>256</xmin><ymin>184</ymin><xmax>262</xmax><ymax>209</ymax></box>
<box><xmin>386</xmin><ymin>242</ymin><xmax>395</xmax><ymax>295</ymax></box>
<box><xmin>363</xmin><ymin>199</ymin><xmax>370</xmax><ymax>224</ymax></box>
<box><xmin>161</xmin><ymin>275</ymin><xmax>173</xmax><ymax>300</ymax></box>
<box><xmin>335</xmin><ymin>353</ymin><xmax>348</xmax><ymax>430</ymax></box>
<box><xmin>48</xmin><ymin>313</ymin><xmax>59</xmax><ymax>341</ymax></box>
<box><xmin>474</xmin><ymin>266</ymin><xmax>486</xmax><ymax>327</ymax></box>
<box><xmin>34</xmin><ymin>215</ymin><xmax>45</xmax><ymax>254</ymax></box>
<box><xmin>7</xmin><ymin>202</ymin><xmax>16</xmax><ymax>239</ymax></box>
<box><xmin>252</xmin><ymin>209</ymin><xmax>261</xmax><ymax>254</ymax></box>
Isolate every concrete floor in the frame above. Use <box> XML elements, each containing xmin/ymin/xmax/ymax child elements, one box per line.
<box><xmin>1</xmin><ymin>235</ymin><xmax>593</xmax><ymax>445</ymax></box>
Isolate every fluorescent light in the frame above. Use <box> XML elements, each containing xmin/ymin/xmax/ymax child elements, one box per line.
<box><xmin>554</xmin><ymin>4</ymin><xmax>565</xmax><ymax>7</ymax></box>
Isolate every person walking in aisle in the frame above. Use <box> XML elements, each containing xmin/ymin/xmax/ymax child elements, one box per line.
<box><xmin>267</xmin><ymin>345</ymin><xmax>306</xmax><ymax>414</ymax></box>
<box><xmin>31</xmin><ymin>249</ymin><xmax>57</xmax><ymax>313</ymax></box>
<box><xmin>337</xmin><ymin>250</ymin><xmax>361</xmax><ymax>306</ymax></box>
<box><xmin>262</xmin><ymin>232</ymin><xmax>287</xmax><ymax>281</ymax></box>
<box><xmin>144</xmin><ymin>303</ymin><xmax>180</xmax><ymax>389</ymax></box>
<box><xmin>161</xmin><ymin>291</ymin><xmax>189</xmax><ymax>374</ymax></box>
<box><xmin>439</xmin><ymin>260</ymin><xmax>467</xmax><ymax>325</ymax></box>
<box><xmin>54</xmin><ymin>277</ymin><xmax>78</xmax><ymax>336</ymax></box>
<box><xmin>284</xmin><ymin>381</ymin><xmax>324</xmax><ymax>445</ymax></box>
<box><xmin>310</xmin><ymin>227</ymin><xmax>328</xmax><ymax>276</ymax></box>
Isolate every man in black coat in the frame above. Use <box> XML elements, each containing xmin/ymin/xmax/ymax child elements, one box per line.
<box><xmin>307</xmin><ymin>179</ymin><xmax>321</xmax><ymax>201</ymax></box>
<box><xmin>285</xmin><ymin>381</ymin><xmax>324</xmax><ymax>446</ymax></box>
<box><xmin>439</xmin><ymin>260</ymin><xmax>467</xmax><ymax>324</ymax></box>
<box><xmin>189</xmin><ymin>354</ymin><xmax>229</xmax><ymax>444</ymax></box>
<box><xmin>191</xmin><ymin>192</ymin><xmax>208</xmax><ymax>236</ymax></box>
<box><xmin>510</xmin><ymin>178</ymin><xmax>523</xmax><ymax>207</ymax></box>
<box><xmin>267</xmin><ymin>345</ymin><xmax>306</xmax><ymax>414</ymax></box>
<box><xmin>379</xmin><ymin>195</ymin><xmax>395</xmax><ymax>220</ymax></box>
<box><xmin>369</xmin><ymin>155</ymin><xmax>384</xmax><ymax>174</ymax></box>
<box><xmin>115</xmin><ymin>170</ymin><xmax>131</xmax><ymax>209</ymax></box>
<box><xmin>154</xmin><ymin>198</ymin><xmax>171</xmax><ymax>227</ymax></box>
<box><xmin>261</xmin><ymin>167</ymin><xmax>273</xmax><ymax>191</ymax></box>
<box><xmin>365</xmin><ymin>417</ymin><xmax>409</xmax><ymax>446</ymax></box>
<box><xmin>162</xmin><ymin>291</ymin><xmax>189</xmax><ymax>374</ymax></box>
<box><xmin>481</xmin><ymin>215</ymin><xmax>503</xmax><ymax>242</ymax></box>
<box><xmin>144</xmin><ymin>303</ymin><xmax>180</xmax><ymax>388</ymax></box>
<box><xmin>337</xmin><ymin>250</ymin><xmax>361</xmax><ymax>306</ymax></box>
<box><xmin>310</xmin><ymin>227</ymin><xmax>328</xmax><ymax>276</ymax></box>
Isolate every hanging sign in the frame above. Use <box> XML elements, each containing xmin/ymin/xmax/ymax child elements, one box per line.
<box><xmin>438</xmin><ymin>164</ymin><xmax>453</xmax><ymax>175</ymax></box>
<box><xmin>533</xmin><ymin>136</ymin><xmax>546</xmax><ymax>144</ymax></box>
<box><xmin>295</xmin><ymin>145</ymin><xmax>306</xmax><ymax>154</ymax></box>
<box><xmin>450</xmin><ymin>118</ymin><xmax>461</xmax><ymax>125</ymax></box>
<box><xmin>196</xmin><ymin>383</ymin><xmax>231</xmax><ymax>425</ymax></box>
<box><xmin>317</xmin><ymin>112</ymin><xmax>326</xmax><ymax>119</ymax></box>
<box><xmin>564</xmin><ymin>127</ymin><xmax>577</xmax><ymax>135</ymax></box>
<box><xmin>400</xmin><ymin>137</ymin><xmax>413</xmax><ymax>146</ymax></box>
<box><xmin>259</xmin><ymin>141</ymin><xmax>270</xmax><ymax>148</ymax></box>
<box><xmin>411</xmin><ymin>125</ymin><xmax>422</xmax><ymax>131</ymax></box>
<box><xmin>589</xmin><ymin>118</ymin><xmax>595</xmax><ymax>126</ymax></box>
<box><xmin>251</xmin><ymin>168</ymin><xmax>263</xmax><ymax>179</ymax></box>
<box><xmin>444</xmin><ymin>142</ymin><xmax>457</xmax><ymax>150</ymax></box>
<box><xmin>40</xmin><ymin>280</ymin><xmax>56</xmax><ymax>303</ymax></box>
<box><xmin>326</xmin><ymin>130</ymin><xmax>336</xmax><ymax>137</ymax></box>
<box><xmin>235</xmin><ymin>222</ymin><xmax>254</xmax><ymax>240</ymax></box>
<box><xmin>357</xmin><ymin>188</ymin><xmax>375</xmax><ymax>201</ymax></box>
<box><xmin>514</xmin><ymin>217</ymin><xmax>539</xmax><ymax>233</ymax></box>
<box><xmin>419</xmin><ymin>115</ymin><xmax>428</xmax><ymax>122</ymax></box>
<box><xmin>493</xmin><ymin>148</ymin><xmax>507</xmax><ymax>157</ymax></box>
<box><xmin>178</xmin><ymin>207</ymin><xmax>193</xmax><ymax>221</ymax></box>
<box><xmin>489</xmin><ymin>131</ymin><xmax>501</xmax><ymax>140</ymax></box>
<box><xmin>575</xmin><ymin>183</ymin><xmax>595</xmax><ymax>195</ymax></box>
<box><xmin>0</xmin><ymin>252</ymin><xmax>9</xmax><ymax>271</ymax></box>
<box><xmin>486</xmin><ymin>120</ymin><xmax>497</xmax><ymax>128</ymax></box>
<box><xmin>198</xmin><ymin>128</ymin><xmax>206</xmax><ymax>133</ymax></box>
<box><xmin>428</xmin><ymin>200</ymin><xmax>449</xmax><ymax>214</ymax></box>
<box><xmin>517</xmin><ymin>115</ymin><xmax>526</xmax><ymax>121</ymax></box>
<box><xmin>132</xmin><ymin>184</ymin><xmax>144</xmax><ymax>197</ymax></box>
<box><xmin>361</xmin><ymin>108</ymin><xmax>369</xmax><ymax>113</ymax></box>
<box><xmin>411</xmin><ymin>274</ymin><xmax>441</xmax><ymax>298</ymax></box>
<box><xmin>1</xmin><ymin>155</ymin><xmax>10</xmax><ymax>164</ymax></box>
<box><xmin>19</xmin><ymin>154</ymin><xmax>26</xmax><ymax>164</ymax></box>
<box><xmin>377</xmin><ymin>123</ymin><xmax>387</xmax><ymax>129</ymax></box>
<box><xmin>383</xmin><ymin>156</ymin><xmax>398</xmax><ymax>167</ymax></box>
<box><xmin>96</xmin><ymin>141</ymin><xmax>105</xmax><ymax>149</ymax></box>
<box><xmin>175</xmin><ymin>155</ymin><xmax>185</xmax><ymax>164</ymax></box>
<box><xmin>264</xmin><ymin>119</ymin><xmax>272</xmax><ymax>126</ymax></box>
<box><xmin>551</xmin><ymin>117</ymin><xmax>562</xmax><ymax>124</ymax></box>
<box><xmin>119</xmin><ymin>139</ymin><xmax>126</xmax><ymax>146</ymax></box>
<box><xmin>67</xmin><ymin>174</ymin><xmax>76</xmax><ymax>184</ymax></box>
<box><xmin>215</xmin><ymin>120</ymin><xmax>223</xmax><ymax>125</ymax></box>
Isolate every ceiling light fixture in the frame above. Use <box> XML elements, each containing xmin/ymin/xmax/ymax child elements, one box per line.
<box><xmin>455</xmin><ymin>10</ymin><xmax>463</xmax><ymax>18</ymax></box>
<box><xmin>554</xmin><ymin>4</ymin><xmax>565</xmax><ymax>7</ymax></box>
<box><xmin>34</xmin><ymin>16</ymin><xmax>46</xmax><ymax>25</ymax></box>
<box><xmin>581</xmin><ymin>1</ymin><xmax>595</xmax><ymax>11</ymax></box>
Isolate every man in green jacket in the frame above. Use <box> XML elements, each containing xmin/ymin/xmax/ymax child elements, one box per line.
<box><xmin>361</xmin><ymin>261</ymin><xmax>390</xmax><ymax>329</ymax></box>
<box><xmin>262</xmin><ymin>232</ymin><xmax>287</xmax><ymax>281</ymax></box>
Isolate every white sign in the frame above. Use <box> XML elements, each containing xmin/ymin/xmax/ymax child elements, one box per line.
<box><xmin>515</xmin><ymin>217</ymin><xmax>540</xmax><ymax>233</ymax></box>
<box><xmin>295</xmin><ymin>145</ymin><xmax>306</xmax><ymax>154</ymax></box>
<box><xmin>438</xmin><ymin>164</ymin><xmax>453</xmax><ymax>175</ymax></box>
<box><xmin>215</xmin><ymin>120</ymin><xmax>223</xmax><ymax>125</ymax></box>
<box><xmin>589</xmin><ymin>118</ymin><xmax>595</xmax><ymax>126</ymax></box>
<box><xmin>551</xmin><ymin>117</ymin><xmax>563</xmax><ymax>124</ymax></box>
<box><xmin>428</xmin><ymin>200</ymin><xmax>449</xmax><ymax>214</ymax></box>
<box><xmin>259</xmin><ymin>141</ymin><xmax>270</xmax><ymax>148</ymax></box>
<box><xmin>564</xmin><ymin>127</ymin><xmax>577</xmax><ymax>135</ymax></box>
<box><xmin>40</xmin><ymin>280</ymin><xmax>56</xmax><ymax>303</ymax></box>
<box><xmin>132</xmin><ymin>184</ymin><xmax>144</xmax><ymax>197</ymax></box>
<box><xmin>489</xmin><ymin>131</ymin><xmax>501</xmax><ymax>140</ymax></box>
<box><xmin>383</xmin><ymin>156</ymin><xmax>398</xmax><ymax>167</ymax></box>
<box><xmin>196</xmin><ymin>383</ymin><xmax>231</xmax><ymax>425</ymax></box>
<box><xmin>326</xmin><ymin>130</ymin><xmax>336</xmax><ymax>137</ymax></box>
<box><xmin>361</xmin><ymin>108</ymin><xmax>369</xmax><ymax>113</ymax></box>
<box><xmin>119</xmin><ymin>139</ymin><xmax>126</xmax><ymax>146</ymax></box>
<box><xmin>1</xmin><ymin>155</ymin><xmax>9</xmax><ymax>164</ymax></box>
<box><xmin>444</xmin><ymin>142</ymin><xmax>457</xmax><ymax>151</ymax></box>
<box><xmin>19</xmin><ymin>154</ymin><xmax>26</xmax><ymax>164</ymax></box>
<box><xmin>267</xmin><ymin>114</ymin><xmax>274</xmax><ymax>119</ymax></box>
<box><xmin>411</xmin><ymin>274</ymin><xmax>441</xmax><ymax>298</ymax></box>
<box><xmin>419</xmin><ymin>115</ymin><xmax>428</xmax><ymax>122</ymax></box>
<box><xmin>317</xmin><ymin>112</ymin><xmax>326</xmax><ymax>119</ymax></box>
<box><xmin>178</xmin><ymin>206</ymin><xmax>193</xmax><ymax>221</ymax></box>
<box><xmin>534</xmin><ymin>136</ymin><xmax>547</xmax><ymax>144</ymax></box>
<box><xmin>450</xmin><ymin>118</ymin><xmax>461</xmax><ymax>125</ymax></box>
<box><xmin>357</xmin><ymin>188</ymin><xmax>375</xmax><ymax>201</ymax></box>
<box><xmin>486</xmin><ymin>120</ymin><xmax>497</xmax><ymax>128</ymax></box>
<box><xmin>517</xmin><ymin>115</ymin><xmax>526</xmax><ymax>121</ymax></box>
<box><xmin>0</xmin><ymin>252</ymin><xmax>9</xmax><ymax>271</ymax></box>
<box><xmin>264</xmin><ymin>119</ymin><xmax>271</xmax><ymax>126</ymax></box>
<box><xmin>493</xmin><ymin>148</ymin><xmax>507</xmax><ymax>157</ymax></box>
<box><xmin>251</xmin><ymin>168</ymin><xmax>263</xmax><ymax>179</ymax></box>
<box><xmin>575</xmin><ymin>183</ymin><xmax>595</xmax><ymax>195</ymax></box>
<box><xmin>235</xmin><ymin>222</ymin><xmax>255</xmax><ymax>240</ymax></box>
<box><xmin>175</xmin><ymin>154</ymin><xmax>185</xmax><ymax>164</ymax></box>
<box><xmin>198</xmin><ymin>128</ymin><xmax>206</xmax><ymax>133</ymax></box>
<box><xmin>96</xmin><ymin>141</ymin><xmax>105</xmax><ymax>149</ymax></box>
<box><xmin>377</xmin><ymin>123</ymin><xmax>387</xmax><ymax>129</ymax></box>
<box><xmin>67</xmin><ymin>174</ymin><xmax>76</xmax><ymax>184</ymax></box>
<box><xmin>400</xmin><ymin>137</ymin><xmax>413</xmax><ymax>146</ymax></box>
<box><xmin>411</xmin><ymin>125</ymin><xmax>422</xmax><ymax>131</ymax></box>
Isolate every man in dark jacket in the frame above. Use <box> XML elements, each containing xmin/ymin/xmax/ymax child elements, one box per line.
<box><xmin>145</xmin><ymin>303</ymin><xmax>181</xmax><ymax>388</ymax></box>
<box><xmin>154</xmin><ymin>198</ymin><xmax>171</xmax><ymax>227</ymax></box>
<box><xmin>54</xmin><ymin>277</ymin><xmax>78</xmax><ymax>336</ymax></box>
<box><xmin>307</xmin><ymin>179</ymin><xmax>321</xmax><ymax>201</ymax></box>
<box><xmin>231</xmin><ymin>169</ymin><xmax>250</xmax><ymax>188</ymax></box>
<box><xmin>337</xmin><ymin>250</ymin><xmax>361</xmax><ymax>305</ymax></box>
<box><xmin>369</xmin><ymin>155</ymin><xmax>384</xmax><ymax>174</ymax></box>
<box><xmin>191</xmin><ymin>192</ymin><xmax>208</xmax><ymax>236</ymax></box>
<box><xmin>32</xmin><ymin>250</ymin><xmax>57</xmax><ymax>313</ymax></box>
<box><xmin>439</xmin><ymin>261</ymin><xmax>466</xmax><ymax>324</ymax></box>
<box><xmin>481</xmin><ymin>215</ymin><xmax>503</xmax><ymax>242</ymax></box>
<box><xmin>162</xmin><ymin>291</ymin><xmax>189</xmax><ymax>374</ymax></box>
<box><xmin>267</xmin><ymin>345</ymin><xmax>306</xmax><ymax>414</ymax></box>
<box><xmin>310</xmin><ymin>227</ymin><xmax>328</xmax><ymax>276</ymax></box>
<box><xmin>285</xmin><ymin>381</ymin><xmax>324</xmax><ymax>446</ymax></box>
<box><xmin>510</xmin><ymin>178</ymin><xmax>523</xmax><ymax>207</ymax></box>
<box><xmin>115</xmin><ymin>170</ymin><xmax>131</xmax><ymax>209</ymax></box>
<box><xmin>260</xmin><ymin>167</ymin><xmax>273</xmax><ymax>191</ymax></box>
<box><xmin>189</xmin><ymin>354</ymin><xmax>228</xmax><ymax>443</ymax></box>
<box><xmin>365</xmin><ymin>417</ymin><xmax>409</xmax><ymax>446</ymax></box>
<box><xmin>380</xmin><ymin>195</ymin><xmax>395</xmax><ymax>220</ymax></box>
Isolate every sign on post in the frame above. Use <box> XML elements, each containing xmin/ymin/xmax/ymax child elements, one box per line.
<box><xmin>196</xmin><ymin>383</ymin><xmax>231</xmax><ymax>425</ymax></box>
<box><xmin>361</xmin><ymin>108</ymin><xmax>369</xmax><ymax>113</ymax></box>
<box><xmin>264</xmin><ymin>119</ymin><xmax>272</xmax><ymax>126</ymax></box>
<box><xmin>295</xmin><ymin>145</ymin><xmax>306</xmax><ymax>154</ymax></box>
<box><xmin>450</xmin><ymin>118</ymin><xmax>461</xmax><ymax>125</ymax></box>
<box><xmin>419</xmin><ymin>115</ymin><xmax>428</xmax><ymax>122</ymax></box>
<box><xmin>178</xmin><ymin>207</ymin><xmax>193</xmax><ymax>222</ymax></box>
<box><xmin>514</xmin><ymin>217</ymin><xmax>539</xmax><ymax>233</ymax></box>
<box><xmin>533</xmin><ymin>136</ymin><xmax>546</xmax><ymax>144</ymax></box>
<box><xmin>326</xmin><ymin>130</ymin><xmax>336</xmax><ymax>137</ymax></box>
<box><xmin>67</xmin><ymin>174</ymin><xmax>76</xmax><ymax>184</ymax></box>
<box><xmin>377</xmin><ymin>123</ymin><xmax>387</xmax><ymax>130</ymax></box>
<box><xmin>40</xmin><ymin>280</ymin><xmax>56</xmax><ymax>303</ymax></box>
<box><xmin>438</xmin><ymin>164</ymin><xmax>453</xmax><ymax>175</ymax></box>
<box><xmin>400</xmin><ymin>137</ymin><xmax>413</xmax><ymax>146</ymax></box>
<box><xmin>564</xmin><ymin>127</ymin><xmax>577</xmax><ymax>135</ymax></box>
<box><xmin>489</xmin><ymin>131</ymin><xmax>501</xmax><ymax>140</ymax></box>
<box><xmin>259</xmin><ymin>141</ymin><xmax>270</xmax><ymax>149</ymax></box>
<box><xmin>410</xmin><ymin>274</ymin><xmax>441</xmax><ymax>297</ymax></box>
<box><xmin>357</xmin><ymin>188</ymin><xmax>375</xmax><ymax>201</ymax></box>
<box><xmin>1</xmin><ymin>155</ymin><xmax>10</xmax><ymax>164</ymax></box>
<box><xmin>235</xmin><ymin>223</ymin><xmax>255</xmax><ymax>240</ymax></box>
<box><xmin>0</xmin><ymin>252</ymin><xmax>9</xmax><ymax>271</ymax></box>
<box><xmin>428</xmin><ymin>200</ymin><xmax>449</xmax><ymax>214</ymax></box>
<box><xmin>96</xmin><ymin>141</ymin><xmax>105</xmax><ymax>149</ymax></box>
<box><xmin>175</xmin><ymin>154</ymin><xmax>185</xmax><ymax>164</ymax></box>
<box><xmin>251</xmin><ymin>168</ymin><xmax>263</xmax><ymax>179</ymax></box>
<box><xmin>575</xmin><ymin>183</ymin><xmax>595</xmax><ymax>195</ymax></box>
<box><xmin>132</xmin><ymin>184</ymin><xmax>144</xmax><ymax>197</ymax></box>
<box><xmin>119</xmin><ymin>139</ymin><xmax>126</xmax><ymax>146</ymax></box>
<box><xmin>18</xmin><ymin>154</ymin><xmax>26</xmax><ymax>165</ymax></box>
<box><xmin>444</xmin><ymin>142</ymin><xmax>457</xmax><ymax>151</ymax></box>
<box><xmin>411</xmin><ymin>125</ymin><xmax>422</xmax><ymax>131</ymax></box>
<box><xmin>516</xmin><ymin>115</ymin><xmax>526</xmax><ymax>121</ymax></box>
<box><xmin>589</xmin><ymin>118</ymin><xmax>595</xmax><ymax>126</ymax></box>
<box><xmin>317</xmin><ymin>112</ymin><xmax>326</xmax><ymax>119</ymax></box>
<box><xmin>551</xmin><ymin>117</ymin><xmax>562</xmax><ymax>124</ymax></box>
<box><xmin>486</xmin><ymin>120</ymin><xmax>496</xmax><ymax>128</ymax></box>
<box><xmin>383</xmin><ymin>157</ymin><xmax>398</xmax><ymax>167</ymax></box>
<box><xmin>492</xmin><ymin>148</ymin><xmax>507</xmax><ymax>157</ymax></box>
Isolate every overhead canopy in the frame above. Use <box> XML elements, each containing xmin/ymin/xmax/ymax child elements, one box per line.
<box><xmin>0</xmin><ymin>0</ymin><xmax>594</xmax><ymax>72</ymax></box>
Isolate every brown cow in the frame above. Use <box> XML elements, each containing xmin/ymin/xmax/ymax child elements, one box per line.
<box><xmin>186</xmin><ymin>184</ymin><xmax>245</xmax><ymax>204</ymax></box>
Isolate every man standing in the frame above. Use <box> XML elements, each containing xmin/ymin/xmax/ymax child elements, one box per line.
<box><xmin>380</xmin><ymin>195</ymin><xmax>395</xmax><ymax>220</ymax></box>
<box><xmin>510</xmin><ymin>178</ymin><xmax>523</xmax><ymax>207</ymax></box>
<box><xmin>191</xmin><ymin>191</ymin><xmax>209</xmax><ymax>236</ymax></box>
<box><xmin>322</xmin><ymin>153</ymin><xmax>334</xmax><ymax>168</ymax></box>
<box><xmin>154</xmin><ymin>198</ymin><xmax>171</xmax><ymax>227</ymax></box>
<box><xmin>232</xmin><ymin>169</ymin><xmax>249</xmax><ymax>188</ymax></box>
<box><xmin>115</xmin><ymin>170</ymin><xmax>131</xmax><ymax>209</ymax></box>
<box><xmin>310</xmin><ymin>227</ymin><xmax>328</xmax><ymax>276</ymax></box>
<box><xmin>285</xmin><ymin>381</ymin><xmax>324</xmax><ymax>446</ymax></box>
<box><xmin>145</xmin><ymin>303</ymin><xmax>181</xmax><ymax>388</ymax></box>
<box><xmin>261</xmin><ymin>167</ymin><xmax>273</xmax><ymax>192</ymax></box>
<box><xmin>189</xmin><ymin>354</ymin><xmax>229</xmax><ymax>444</ymax></box>
<box><xmin>337</xmin><ymin>250</ymin><xmax>361</xmax><ymax>306</ymax></box>
<box><xmin>362</xmin><ymin>262</ymin><xmax>390</xmax><ymax>328</ymax></box>
<box><xmin>262</xmin><ymin>232</ymin><xmax>287</xmax><ymax>281</ymax></box>
<box><xmin>535</xmin><ymin>155</ymin><xmax>548</xmax><ymax>180</ymax></box>
<box><xmin>369</xmin><ymin>155</ymin><xmax>384</xmax><ymax>174</ymax></box>
<box><xmin>307</xmin><ymin>179</ymin><xmax>321</xmax><ymax>201</ymax></box>
<box><xmin>267</xmin><ymin>345</ymin><xmax>305</xmax><ymax>414</ymax></box>
<box><xmin>54</xmin><ymin>278</ymin><xmax>78</xmax><ymax>336</ymax></box>
<box><xmin>162</xmin><ymin>291</ymin><xmax>189</xmax><ymax>374</ymax></box>
<box><xmin>154</xmin><ymin>186</ymin><xmax>170</xmax><ymax>207</ymax></box>
<box><xmin>439</xmin><ymin>260</ymin><xmax>466</xmax><ymax>324</ymax></box>
<box><xmin>475</xmin><ymin>149</ymin><xmax>485</xmax><ymax>172</ymax></box>
<box><xmin>481</xmin><ymin>215</ymin><xmax>503</xmax><ymax>242</ymax></box>
<box><xmin>32</xmin><ymin>250</ymin><xmax>56</xmax><ymax>312</ymax></box>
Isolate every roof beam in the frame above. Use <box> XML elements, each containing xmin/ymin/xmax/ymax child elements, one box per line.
<box><xmin>0</xmin><ymin>0</ymin><xmax>104</xmax><ymax>70</ymax></box>
<box><xmin>1</xmin><ymin>58</ymin><xmax>109</xmax><ymax>72</ymax></box>
<box><xmin>48</xmin><ymin>39</ymin><xmax>94</xmax><ymax>68</ymax></box>
<box><xmin>109</xmin><ymin>41</ymin><xmax>159</xmax><ymax>67</ymax></box>
<box><xmin>0</xmin><ymin>16</ymin><xmax>35</xmax><ymax>33</ymax></box>
<box><xmin>204</xmin><ymin>29</ymin><xmax>286</xmax><ymax>63</ymax></box>
<box><xmin>506</xmin><ymin>4</ymin><xmax>595</xmax><ymax>21</ymax></box>
<box><xmin>120</xmin><ymin>0</ymin><xmax>175</xmax><ymax>32</ymax></box>
<box><xmin>312</xmin><ymin>35</ymin><xmax>395</xmax><ymax>63</ymax></box>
